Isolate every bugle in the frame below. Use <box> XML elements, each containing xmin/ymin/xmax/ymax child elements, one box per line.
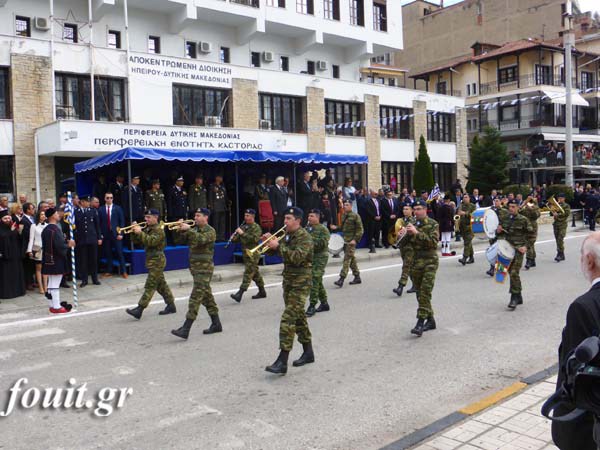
<box><xmin>247</xmin><ymin>225</ymin><xmax>286</xmax><ymax>255</ymax></box>
<box><xmin>117</xmin><ymin>221</ymin><xmax>147</xmax><ymax>234</ymax></box>
<box><xmin>163</xmin><ymin>219</ymin><xmax>195</xmax><ymax>230</ymax></box>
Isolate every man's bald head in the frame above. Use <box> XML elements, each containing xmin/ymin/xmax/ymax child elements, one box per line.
<box><xmin>581</xmin><ymin>232</ymin><xmax>600</xmax><ymax>282</ymax></box>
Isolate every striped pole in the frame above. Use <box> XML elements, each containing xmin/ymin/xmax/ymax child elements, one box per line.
<box><xmin>67</xmin><ymin>191</ymin><xmax>78</xmax><ymax>308</ymax></box>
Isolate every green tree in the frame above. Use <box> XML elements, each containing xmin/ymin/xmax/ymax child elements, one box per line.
<box><xmin>465</xmin><ymin>126</ymin><xmax>510</xmax><ymax>195</ymax></box>
<box><xmin>413</xmin><ymin>135</ymin><xmax>434</xmax><ymax>193</ymax></box>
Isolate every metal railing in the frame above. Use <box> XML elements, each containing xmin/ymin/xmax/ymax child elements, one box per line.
<box><xmin>480</xmin><ymin>114</ymin><xmax>566</xmax><ymax>130</ymax></box>
<box><xmin>230</xmin><ymin>0</ymin><xmax>260</xmax><ymax>6</ymax></box>
<box><xmin>480</xmin><ymin>73</ymin><xmax>579</xmax><ymax>95</ymax></box>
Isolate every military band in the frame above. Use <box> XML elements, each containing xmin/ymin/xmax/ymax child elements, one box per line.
<box><xmin>457</xmin><ymin>194</ymin><xmax>476</xmax><ymax>266</ymax></box>
<box><xmin>520</xmin><ymin>196</ymin><xmax>541</xmax><ymax>270</ymax></box>
<box><xmin>333</xmin><ymin>200</ymin><xmax>363</xmax><ymax>287</ymax></box>
<box><xmin>306</xmin><ymin>209</ymin><xmax>331</xmax><ymax>317</ymax></box>
<box><xmin>553</xmin><ymin>193</ymin><xmax>570</xmax><ymax>262</ymax></box>
<box><xmin>392</xmin><ymin>203</ymin><xmax>417</xmax><ymax>297</ymax></box>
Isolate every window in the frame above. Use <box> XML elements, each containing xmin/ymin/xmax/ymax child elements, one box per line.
<box><xmin>63</xmin><ymin>23</ymin><xmax>78</xmax><ymax>43</ymax></box>
<box><xmin>251</xmin><ymin>52</ymin><xmax>261</xmax><ymax>67</ymax></box>
<box><xmin>381</xmin><ymin>162</ymin><xmax>412</xmax><ymax>193</ymax></box>
<box><xmin>259</xmin><ymin>93</ymin><xmax>305</xmax><ymax>133</ymax></box>
<box><xmin>15</xmin><ymin>16</ymin><xmax>31</xmax><ymax>37</ymax></box>
<box><xmin>535</xmin><ymin>64</ymin><xmax>551</xmax><ymax>85</ymax></box>
<box><xmin>471</xmin><ymin>82</ymin><xmax>477</xmax><ymax>95</ymax></box>
<box><xmin>172</xmin><ymin>84</ymin><xmax>230</xmax><ymax>127</ymax></box>
<box><xmin>498</xmin><ymin>65</ymin><xmax>518</xmax><ymax>85</ymax></box>
<box><xmin>427</xmin><ymin>112</ymin><xmax>455</xmax><ymax>142</ymax></box>
<box><xmin>325</xmin><ymin>99</ymin><xmax>364</xmax><ymax>137</ymax></box>
<box><xmin>581</xmin><ymin>71</ymin><xmax>595</xmax><ymax>91</ymax></box>
<box><xmin>466</xmin><ymin>84</ymin><xmax>471</xmax><ymax>96</ymax></box>
<box><xmin>280</xmin><ymin>56</ymin><xmax>289</xmax><ymax>72</ymax></box>
<box><xmin>297</xmin><ymin>0</ymin><xmax>314</xmax><ymax>14</ymax></box>
<box><xmin>371</xmin><ymin>53</ymin><xmax>391</xmax><ymax>65</ymax></box>
<box><xmin>0</xmin><ymin>157</ymin><xmax>14</xmax><ymax>196</ymax></box>
<box><xmin>95</xmin><ymin>76</ymin><xmax>127</xmax><ymax>121</ymax></box>
<box><xmin>350</xmin><ymin>0</ymin><xmax>365</xmax><ymax>26</ymax></box>
<box><xmin>307</xmin><ymin>60</ymin><xmax>315</xmax><ymax>75</ymax></box>
<box><xmin>0</xmin><ymin>68</ymin><xmax>9</xmax><ymax>119</ymax></box>
<box><xmin>220</xmin><ymin>47</ymin><xmax>230</xmax><ymax>64</ymax></box>
<box><xmin>388</xmin><ymin>78</ymin><xmax>396</xmax><ymax>86</ymax></box>
<box><xmin>431</xmin><ymin>163</ymin><xmax>453</xmax><ymax>192</ymax></box>
<box><xmin>332</xmin><ymin>65</ymin><xmax>340</xmax><ymax>79</ymax></box>
<box><xmin>324</xmin><ymin>0</ymin><xmax>340</xmax><ymax>20</ymax></box>
<box><xmin>499</xmin><ymin>105</ymin><xmax>518</xmax><ymax>122</ymax></box>
<box><xmin>380</xmin><ymin>105</ymin><xmax>412</xmax><ymax>140</ymax></box>
<box><xmin>436</xmin><ymin>81</ymin><xmax>447</xmax><ymax>95</ymax></box>
<box><xmin>185</xmin><ymin>41</ymin><xmax>197</xmax><ymax>59</ymax></box>
<box><xmin>373</xmin><ymin>2</ymin><xmax>387</xmax><ymax>31</ymax></box>
<box><xmin>148</xmin><ymin>36</ymin><xmax>160</xmax><ymax>54</ymax></box>
<box><xmin>267</xmin><ymin>0</ymin><xmax>286</xmax><ymax>5</ymax></box>
<box><xmin>108</xmin><ymin>30</ymin><xmax>121</xmax><ymax>49</ymax></box>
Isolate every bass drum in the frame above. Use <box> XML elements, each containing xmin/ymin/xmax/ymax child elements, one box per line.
<box><xmin>486</xmin><ymin>242</ymin><xmax>498</xmax><ymax>265</ymax></box>
<box><xmin>328</xmin><ymin>233</ymin><xmax>345</xmax><ymax>256</ymax></box>
<box><xmin>483</xmin><ymin>209</ymin><xmax>499</xmax><ymax>239</ymax></box>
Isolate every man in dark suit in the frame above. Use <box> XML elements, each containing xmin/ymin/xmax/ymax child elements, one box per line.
<box><xmin>552</xmin><ymin>232</ymin><xmax>600</xmax><ymax>450</ymax></box>
<box><xmin>98</xmin><ymin>192</ymin><xmax>127</xmax><ymax>279</ymax></box>
<box><xmin>167</xmin><ymin>175</ymin><xmax>188</xmax><ymax>222</ymax></box>
<box><xmin>381</xmin><ymin>190</ymin><xmax>398</xmax><ymax>249</ymax></box>
<box><xmin>270</xmin><ymin>176</ymin><xmax>289</xmax><ymax>231</ymax></box>
<box><xmin>296</xmin><ymin>171</ymin><xmax>317</xmax><ymax>223</ymax></box>
<box><xmin>108</xmin><ymin>174</ymin><xmax>126</xmax><ymax>207</ymax></box>
<box><xmin>365</xmin><ymin>189</ymin><xmax>383</xmax><ymax>253</ymax></box>
<box><xmin>75</xmin><ymin>196</ymin><xmax>102</xmax><ymax>287</ymax></box>
<box><xmin>584</xmin><ymin>189</ymin><xmax>599</xmax><ymax>231</ymax></box>
<box><xmin>20</xmin><ymin>202</ymin><xmax>36</xmax><ymax>290</ymax></box>
<box><xmin>92</xmin><ymin>174</ymin><xmax>108</xmax><ymax>205</ymax></box>
<box><xmin>122</xmin><ymin>175</ymin><xmax>144</xmax><ymax>223</ymax></box>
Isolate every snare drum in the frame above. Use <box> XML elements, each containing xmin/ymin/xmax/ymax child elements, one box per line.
<box><xmin>495</xmin><ymin>240</ymin><xmax>515</xmax><ymax>284</ymax></box>
<box><xmin>328</xmin><ymin>233</ymin><xmax>345</xmax><ymax>256</ymax></box>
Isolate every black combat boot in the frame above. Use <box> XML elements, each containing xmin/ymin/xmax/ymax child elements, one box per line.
<box><xmin>171</xmin><ymin>318</ymin><xmax>194</xmax><ymax>339</ymax></box>
<box><xmin>252</xmin><ymin>287</ymin><xmax>267</xmax><ymax>299</ymax></box>
<box><xmin>486</xmin><ymin>265</ymin><xmax>495</xmax><ymax>277</ymax></box>
<box><xmin>423</xmin><ymin>316</ymin><xmax>437</xmax><ymax>332</ymax></box>
<box><xmin>458</xmin><ymin>256</ymin><xmax>467</xmax><ymax>266</ymax></box>
<box><xmin>334</xmin><ymin>276</ymin><xmax>345</xmax><ymax>287</ymax></box>
<box><xmin>230</xmin><ymin>289</ymin><xmax>245</xmax><ymax>303</ymax></box>
<box><xmin>305</xmin><ymin>305</ymin><xmax>317</xmax><ymax>317</ymax></box>
<box><xmin>524</xmin><ymin>259</ymin><xmax>532</xmax><ymax>270</ymax></box>
<box><xmin>369</xmin><ymin>245</ymin><xmax>376</xmax><ymax>254</ymax></box>
<box><xmin>508</xmin><ymin>294</ymin><xmax>518</xmax><ymax>310</ymax></box>
<box><xmin>316</xmin><ymin>302</ymin><xmax>330</xmax><ymax>312</ymax></box>
<box><xmin>126</xmin><ymin>305</ymin><xmax>144</xmax><ymax>320</ymax></box>
<box><xmin>516</xmin><ymin>293</ymin><xmax>523</xmax><ymax>305</ymax></box>
<box><xmin>558</xmin><ymin>251</ymin><xmax>565</xmax><ymax>261</ymax></box>
<box><xmin>392</xmin><ymin>282</ymin><xmax>404</xmax><ymax>297</ymax></box>
<box><xmin>411</xmin><ymin>318</ymin><xmax>425</xmax><ymax>337</ymax></box>
<box><xmin>159</xmin><ymin>303</ymin><xmax>177</xmax><ymax>315</ymax></box>
<box><xmin>466</xmin><ymin>256</ymin><xmax>475</xmax><ymax>264</ymax></box>
<box><xmin>528</xmin><ymin>259</ymin><xmax>536</xmax><ymax>268</ymax></box>
<box><xmin>203</xmin><ymin>314</ymin><xmax>223</xmax><ymax>334</ymax></box>
<box><xmin>265</xmin><ymin>350</ymin><xmax>289</xmax><ymax>375</ymax></box>
<box><xmin>292</xmin><ymin>343</ymin><xmax>315</xmax><ymax>367</ymax></box>
<box><xmin>349</xmin><ymin>275</ymin><xmax>362</xmax><ymax>285</ymax></box>
<box><xmin>406</xmin><ymin>285</ymin><xmax>417</xmax><ymax>294</ymax></box>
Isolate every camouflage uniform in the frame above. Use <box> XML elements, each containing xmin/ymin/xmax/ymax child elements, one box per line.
<box><xmin>231</xmin><ymin>222</ymin><xmax>264</xmax><ymax>291</ymax></box>
<box><xmin>307</xmin><ymin>223</ymin><xmax>330</xmax><ymax>307</ymax></box>
<box><xmin>176</xmin><ymin>224</ymin><xmax>218</xmax><ymax>320</ymax></box>
<box><xmin>520</xmin><ymin>204</ymin><xmax>540</xmax><ymax>261</ymax></box>
<box><xmin>410</xmin><ymin>217</ymin><xmax>439</xmax><ymax>319</ymax></box>
<box><xmin>397</xmin><ymin>217</ymin><xmax>415</xmax><ymax>286</ymax></box>
<box><xmin>275</xmin><ymin>226</ymin><xmax>314</xmax><ymax>352</ymax></box>
<box><xmin>339</xmin><ymin>211</ymin><xmax>364</xmax><ymax>278</ymax></box>
<box><xmin>498</xmin><ymin>213</ymin><xmax>532</xmax><ymax>294</ymax></box>
<box><xmin>132</xmin><ymin>223</ymin><xmax>175</xmax><ymax>308</ymax></box>
<box><xmin>144</xmin><ymin>189</ymin><xmax>167</xmax><ymax>220</ymax></box>
<box><xmin>459</xmin><ymin>202</ymin><xmax>476</xmax><ymax>258</ymax></box>
<box><xmin>553</xmin><ymin>203</ymin><xmax>571</xmax><ymax>253</ymax></box>
<box><xmin>188</xmin><ymin>183</ymin><xmax>208</xmax><ymax>216</ymax></box>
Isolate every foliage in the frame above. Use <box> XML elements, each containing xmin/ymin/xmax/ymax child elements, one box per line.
<box><xmin>465</xmin><ymin>127</ymin><xmax>510</xmax><ymax>195</ymax></box>
<box><xmin>413</xmin><ymin>135</ymin><xmax>434</xmax><ymax>193</ymax></box>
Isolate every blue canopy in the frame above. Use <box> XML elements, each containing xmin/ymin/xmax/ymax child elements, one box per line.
<box><xmin>74</xmin><ymin>147</ymin><xmax>368</xmax><ymax>173</ymax></box>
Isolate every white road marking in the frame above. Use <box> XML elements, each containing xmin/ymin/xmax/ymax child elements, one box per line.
<box><xmin>0</xmin><ymin>349</ymin><xmax>17</xmax><ymax>360</ymax></box>
<box><xmin>112</xmin><ymin>366</ymin><xmax>135</xmax><ymax>375</ymax></box>
<box><xmin>4</xmin><ymin>362</ymin><xmax>52</xmax><ymax>375</ymax></box>
<box><xmin>0</xmin><ymin>327</ymin><xmax>65</xmax><ymax>342</ymax></box>
<box><xmin>48</xmin><ymin>338</ymin><xmax>88</xmax><ymax>347</ymax></box>
<box><xmin>157</xmin><ymin>404</ymin><xmax>222</xmax><ymax>427</ymax></box>
<box><xmin>0</xmin><ymin>312</ymin><xmax>30</xmax><ymax>322</ymax></box>
<box><xmin>239</xmin><ymin>418</ymin><xmax>283</xmax><ymax>438</ymax></box>
<box><xmin>0</xmin><ymin>234</ymin><xmax>587</xmax><ymax>330</ymax></box>
<box><xmin>89</xmin><ymin>349</ymin><xmax>115</xmax><ymax>358</ymax></box>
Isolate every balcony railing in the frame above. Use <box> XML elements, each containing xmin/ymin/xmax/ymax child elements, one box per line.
<box><xmin>480</xmin><ymin>114</ymin><xmax>567</xmax><ymax>130</ymax></box>
<box><xmin>230</xmin><ymin>0</ymin><xmax>260</xmax><ymax>6</ymax></box>
<box><xmin>480</xmin><ymin>73</ymin><xmax>580</xmax><ymax>95</ymax></box>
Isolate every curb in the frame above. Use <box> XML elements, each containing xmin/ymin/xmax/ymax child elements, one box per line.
<box><xmin>380</xmin><ymin>365</ymin><xmax>559</xmax><ymax>450</ymax></box>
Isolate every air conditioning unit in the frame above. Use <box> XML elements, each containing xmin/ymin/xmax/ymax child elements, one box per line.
<box><xmin>326</xmin><ymin>126</ymin><xmax>336</xmax><ymax>135</ymax></box>
<box><xmin>259</xmin><ymin>119</ymin><xmax>271</xmax><ymax>130</ymax></box>
<box><xmin>34</xmin><ymin>17</ymin><xmax>50</xmax><ymax>31</ymax></box>
<box><xmin>262</xmin><ymin>51</ymin><xmax>274</xmax><ymax>63</ymax></box>
<box><xmin>317</xmin><ymin>60</ymin><xmax>328</xmax><ymax>71</ymax></box>
<box><xmin>199</xmin><ymin>41</ymin><xmax>212</xmax><ymax>54</ymax></box>
<box><xmin>204</xmin><ymin>116</ymin><xmax>221</xmax><ymax>127</ymax></box>
<box><xmin>56</xmin><ymin>107</ymin><xmax>68</xmax><ymax>119</ymax></box>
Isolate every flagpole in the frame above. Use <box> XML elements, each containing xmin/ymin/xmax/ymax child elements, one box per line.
<box><xmin>67</xmin><ymin>191</ymin><xmax>78</xmax><ymax>309</ymax></box>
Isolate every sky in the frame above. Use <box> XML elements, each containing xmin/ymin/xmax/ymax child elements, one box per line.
<box><xmin>400</xmin><ymin>0</ymin><xmax>599</xmax><ymax>15</ymax></box>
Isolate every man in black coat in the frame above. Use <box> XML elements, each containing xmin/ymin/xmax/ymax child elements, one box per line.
<box><xmin>75</xmin><ymin>196</ymin><xmax>102</xmax><ymax>287</ymax></box>
<box><xmin>365</xmin><ymin>189</ymin><xmax>383</xmax><ymax>253</ymax></box>
<box><xmin>108</xmin><ymin>174</ymin><xmax>126</xmax><ymax>207</ymax></box>
<box><xmin>122</xmin><ymin>175</ymin><xmax>144</xmax><ymax>223</ymax></box>
<box><xmin>270</xmin><ymin>176</ymin><xmax>289</xmax><ymax>231</ymax></box>
<box><xmin>551</xmin><ymin>232</ymin><xmax>600</xmax><ymax>450</ymax></box>
<box><xmin>167</xmin><ymin>175</ymin><xmax>188</xmax><ymax>221</ymax></box>
<box><xmin>584</xmin><ymin>189</ymin><xmax>599</xmax><ymax>231</ymax></box>
<box><xmin>381</xmin><ymin>190</ymin><xmax>398</xmax><ymax>249</ymax></box>
<box><xmin>20</xmin><ymin>202</ymin><xmax>36</xmax><ymax>290</ymax></box>
<box><xmin>296</xmin><ymin>171</ymin><xmax>318</xmax><ymax>223</ymax></box>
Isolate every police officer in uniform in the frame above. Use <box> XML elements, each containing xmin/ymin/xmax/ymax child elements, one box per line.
<box><xmin>393</xmin><ymin>203</ymin><xmax>417</xmax><ymax>297</ymax></box>
<box><xmin>125</xmin><ymin>209</ymin><xmax>177</xmax><ymax>319</ymax></box>
<box><xmin>306</xmin><ymin>208</ymin><xmax>331</xmax><ymax>317</ymax></box>
<box><xmin>188</xmin><ymin>174</ymin><xmax>208</xmax><ymax>218</ymax></box>
<box><xmin>167</xmin><ymin>176</ymin><xmax>188</xmax><ymax>222</ymax></box>
<box><xmin>458</xmin><ymin>193</ymin><xmax>476</xmax><ymax>265</ymax></box>
<box><xmin>230</xmin><ymin>209</ymin><xmax>267</xmax><ymax>303</ymax></box>
<box><xmin>333</xmin><ymin>199</ymin><xmax>364</xmax><ymax>287</ymax></box>
<box><xmin>553</xmin><ymin>193</ymin><xmax>571</xmax><ymax>262</ymax></box>
<box><xmin>144</xmin><ymin>179</ymin><xmax>167</xmax><ymax>220</ymax></box>
<box><xmin>75</xmin><ymin>196</ymin><xmax>102</xmax><ymax>287</ymax></box>
<box><xmin>209</xmin><ymin>175</ymin><xmax>228</xmax><ymax>241</ymax></box>
<box><xmin>122</xmin><ymin>175</ymin><xmax>144</xmax><ymax>223</ymax></box>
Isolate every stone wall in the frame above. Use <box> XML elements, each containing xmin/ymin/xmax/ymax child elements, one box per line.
<box><xmin>364</xmin><ymin>94</ymin><xmax>381</xmax><ymax>190</ymax></box>
<box><xmin>231</xmin><ymin>78</ymin><xmax>258</xmax><ymax>129</ymax></box>
<box><xmin>455</xmin><ymin>107</ymin><xmax>468</xmax><ymax>187</ymax></box>
<box><xmin>306</xmin><ymin>86</ymin><xmax>324</xmax><ymax>153</ymax></box>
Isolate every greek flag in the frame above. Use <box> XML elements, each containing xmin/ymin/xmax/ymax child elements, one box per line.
<box><xmin>65</xmin><ymin>193</ymin><xmax>75</xmax><ymax>227</ymax></box>
<box><xmin>428</xmin><ymin>184</ymin><xmax>441</xmax><ymax>202</ymax></box>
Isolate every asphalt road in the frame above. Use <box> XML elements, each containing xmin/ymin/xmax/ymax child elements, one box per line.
<box><xmin>0</xmin><ymin>227</ymin><xmax>591</xmax><ymax>450</ymax></box>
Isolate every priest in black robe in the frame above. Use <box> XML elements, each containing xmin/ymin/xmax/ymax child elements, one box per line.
<box><xmin>0</xmin><ymin>211</ymin><xmax>26</xmax><ymax>299</ymax></box>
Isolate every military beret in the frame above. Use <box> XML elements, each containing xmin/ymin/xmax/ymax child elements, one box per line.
<box><xmin>176</xmin><ymin>175</ymin><xmax>184</xmax><ymax>181</ymax></box>
<box><xmin>196</xmin><ymin>208</ymin><xmax>210</xmax><ymax>216</ymax></box>
<box><xmin>131</xmin><ymin>175</ymin><xmax>140</xmax><ymax>180</ymax></box>
<box><xmin>308</xmin><ymin>208</ymin><xmax>321</xmax><ymax>216</ymax></box>
<box><xmin>413</xmin><ymin>199</ymin><xmax>427</xmax><ymax>208</ymax></box>
<box><xmin>145</xmin><ymin>209</ymin><xmax>160</xmax><ymax>216</ymax></box>
<box><xmin>557</xmin><ymin>192</ymin><xmax>566</xmax><ymax>198</ymax></box>
<box><xmin>403</xmin><ymin>202</ymin><xmax>414</xmax><ymax>208</ymax></box>
<box><xmin>285</xmin><ymin>207</ymin><xmax>304</xmax><ymax>219</ymax></box>
<box><xmin>45</xmin><ymin>207</ymin><xmax>57</xmax><ymax>218</ymax></box>
<box><xmin>507</xmin><ymin>199</ymin><xmax>518</xmax><ymax>205</ymax></box>
<box><xmin>244</xmin><ymin>208</ymin><xmax>256</xmax><ymax>215</ymax></box>
<box><xmin>80</xmin><ymin>196</ymin><xmax>90</xmax><ymax>202</ymax></box>
<box><xmin>343</xmin><ymin>199</ymin><xmax>352</xmax><ymax>205</ymax></box>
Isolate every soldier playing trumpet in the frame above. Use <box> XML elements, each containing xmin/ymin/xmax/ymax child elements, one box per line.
<box><xmin>393</xmin><ymin>203</ymin><xmax>417</xmax><ymax>297</ymax></box>
<box><xmin>520</xmin><ymin>196</ymin><xmax>540</xmax><ymax>270</ymax></box>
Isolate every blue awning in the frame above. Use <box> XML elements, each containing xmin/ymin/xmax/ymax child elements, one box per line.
<box><xmin>74</xmin><ymin>147</ymin><xmax>368</xmax><ymax>173</ymax></box>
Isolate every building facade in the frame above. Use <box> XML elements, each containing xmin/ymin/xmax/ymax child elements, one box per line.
<box><xmin>0</xmin><ymin>0</ymin><xmax>465</xmax><ymax>202</ymax></box>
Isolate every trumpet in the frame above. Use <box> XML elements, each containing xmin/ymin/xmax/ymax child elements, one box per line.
<box><xmin>117</xmin><ymin>222</ymin><xmax>147</xmax><ymax>234</ymax></box>
<box><xmin>162</xmin><ymin>219</ymin><xmax>195</xmax><ymax>230</ymax></box>
<box><xmin>547</xmin><ymin>195</ymin><xmax>565</xmax><ymax>215</ymax></box>
<box><xmin>454</xmin><ymin>214</ymin><xmax>461</xmax><ymax>233</ymax></box>
<box><xmin>247</xmin><ymin>225</ymin><xmax>287</xmax><ymax>255</ymax></box>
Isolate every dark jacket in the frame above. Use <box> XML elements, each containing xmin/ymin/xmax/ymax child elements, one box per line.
<box><xmin>296</xmin><ymin>180</ymin><xmax>317</xmax><ymax>211</ymax></box>
<box><xmin>122</xmin><ymin>185</ymin><xmax>144</xmax><ymax>221</ymax></box>
<box><xmin>381</xmin><ymin>197</ymin><xmax>398</xmax><ymax>222</ymax></box>
<box><xmin>168</xmin><ymin>186</ymin><xmax>188</xmax><ymax>220</ymax></box>
<box><xmin>75</xmin><ymin>208</ymin><xmax>101</xmax><ymax>244</ymax></box>
<box><xmin>365</xmin><ymin>197</ymin><xmax>383</xmax><ymax>219</ymax></box>
<box><xmin>108</xmin><ymin>182</ymin><xmax>125</xmax><ymax>206</ymax></box>
<box><xmin>269</xmin><ymin>185</ymin><xmax>289</xmax><ymax>216</ymax></box>
<box><xmin>437</xmin><ymin>203</ymin><xmax>455</xmax><ymax>233</ymax></box>
<box><xmin>41</xmin><ymin>223</ymin><xmax>69</xmax><ymax>275</ymax></box>
<box><xmin>98</xmin><ymin>204</ymin><xmax>125</xmax><ymax>239</ymax></box>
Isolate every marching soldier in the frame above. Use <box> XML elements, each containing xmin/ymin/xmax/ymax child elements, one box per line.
<box><xmin>408</xmin><ymin>199</ymin><xmax>439</xmax><ymax>337</ymax></box>
<box><xmin>306</xmin><ymin>208</ymin><xmax>331</xmax><ymax>317</ymax></box>
<box><xmin>188</xmin><ymin>174</ymin><xmax>208</xmax><ymax>218</ymax></box>
<box><xmin>144</xmin><ymin>179</ymin><xmax>166</xmax><ymax>220</ymax></box>
<box><xmin>125</xmin><ymin>209</ymin><xmax>176</xmax><ymax>319</ymax></box>
<box><xmin>263</xmin><ymin>207</ymin><xmax>314</xmax><ymax>375</ymax></box>
<box><xmin>496</xmin><ymin>199</ymin><xmax>533</xmax><ymax>310</ymax></box>
<box><xmin>333</xmin><ymin>199</ymin><xmax>363</xmax><ymax>287</ymax></box>
<box><xmin>122</xmin><ymin>175</ymin><xmax>145</xmax><ymax>223</ymax></box>
<box><xmin>171</xmin><ymin>208</ymin><xmax>222</xmax><ymax>339</ymax></box>
<box><xmin>458</xmin><ymin>193</ymin><xmax>476</xmax><ymax>265</ymax></box>
<box><xmin>486</xmin><ymin>197</ymin><xmax>506</xmax><ymax>277</ymax></box>
<box><xmin>393</xmin><ymin>203</ymin><xmax>417</xmax><ymax>297</ymax></box>
<box><xmin>230</xmin><ymin>208</ymin><xmax>267</xmax><ymax>303</ymax></box>
<box><xmin>520</xmin><ymin>197</ymin><xmax>541</xmax><ymax>270</ymax></box>
<box><xmin>167</xmin><ymin>176</ymin><xmax>188</xmax><ymax>221</ymax></box>
<box><xmin>553</xmin><ymin>193</ymin><xmax>571</xmax><ymax>262</ymax></box>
